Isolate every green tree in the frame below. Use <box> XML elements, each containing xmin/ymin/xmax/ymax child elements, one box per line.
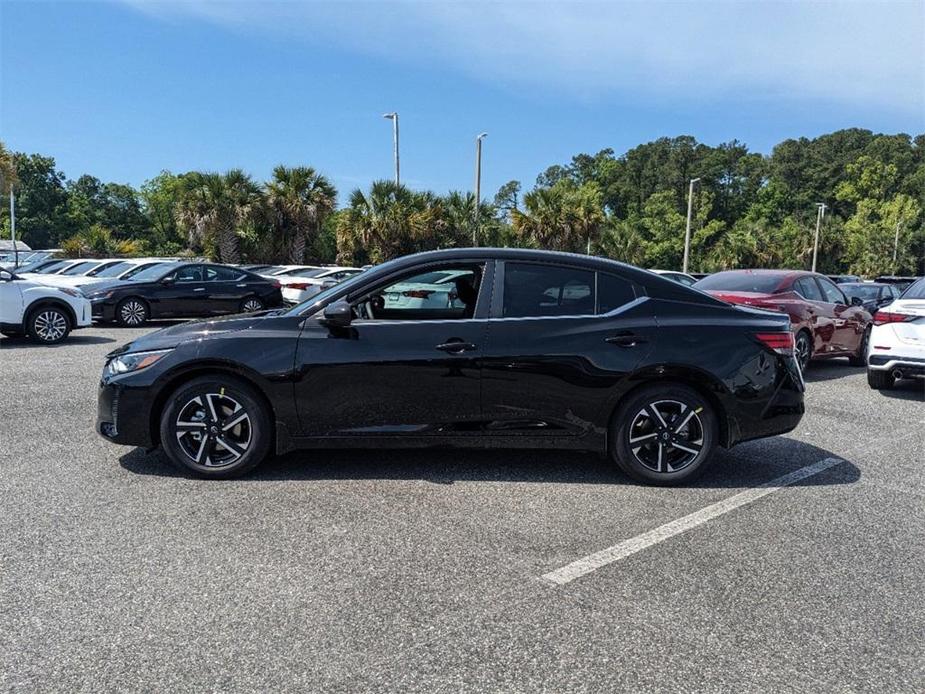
<box><xmin>265</xmin><ymin>166</ymin><xmax>337</xmax><ymax>263</ymax></box>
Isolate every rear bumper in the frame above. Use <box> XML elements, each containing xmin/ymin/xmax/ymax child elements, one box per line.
<box><xmin>868</xmin><ymin>354</ymin><xmax>925</xmax><ymax>378</ymax></box>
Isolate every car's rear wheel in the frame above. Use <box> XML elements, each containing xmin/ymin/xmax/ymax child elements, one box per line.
<box><xmin>240</xmin><ymin>297</ymin><xmax>264</xmax><ymax>313</ymax></box>
<box><xmin>611</xmin><ymin>383</ymin><xmax>718</xmax><ymax>486</ymax></box>
<box><xmin>867</xmin><ymin>369</ymin><xmax>895</xmax><ymax>390</ymax></box>
<box><xmin>848</xmin><ymin>328</ymin><xmax>870</xmax><ymax>366</ymax></box>
<box><xmin>27</xmin><ymin>306</ymin><xmax>71</xmax><ymax>344</ymax></box>
<box><xmin>795</xmin><ymin>330</ymin><xmax>812</xmax><ymax>372</ymax></box>
<box><xmin>159</xmin><ymin>375</ymin><xmax>271</xmax><ymax>478</ymax></box>
<box><xmin>117</xmin><ymin>297</ymin><xmax>149</xmax><ymax>327</ymax></box>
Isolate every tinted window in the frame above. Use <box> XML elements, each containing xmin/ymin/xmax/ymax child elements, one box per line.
<box><xmin>695</xmin><ymin>272</ymin><xmax>785</xmax><ymax>293</ymax></box>
<box><xmin>900</xmin><ymin>279</ymin><xmax>925</xmax><ymax>299</ymax></box>
<box><xmin>125</xmin><ymin>262</ymin><xmax>168</xmax><ymax>280</ymax></box>
<box><xmin>205</xmin><ymin>266</ymin><xmax>245</xmax><ymax>282</ymax></box>
<box><xmin>89</xmin><ymin>261</ymin><xmax>131</xmax><ymax>277</ymax></box>
<box><xmin>841</xmin><ymin>284</ymin><xmax>879</xmax><ymax>300</ymax></box>
<box><xmin>279</xmin><ymin>267</ymin><xmax>325</xmax><ymax>278</ymax></box>
<box><xmin>60</xmin><ymin>261</ymin><xmax>99</xmax><ymax>275</ymax></box>
<box><xmin>175</xmin><ymin>265</ymin><xmax>202</xmax><ymax>282</ymax></box>
<box><xmin>817</xmin><ymin>277</ymin><xmax>847</xmax><ymax>304</ymax></box>
<box><xmin>36</xmin><ymin>260</ymin><xmax>71</xmax><ymax>274</ymax></box>
<box><xmin>598</xmin><ymin>273</ymin><xmax>636</xmax><ymax>314</ymax></box>
<box><xmin>503</xmin><ymin>263</ymin><xmax>595</xmax><ymax>318</ymax></box>
<box><xmin>794</xmin><ymin>277</ymin><xmax>824</xmax><ymax>301</ymax></box>
<box><xmin>362</xmin><ymin>264</ymin><xmax>483</xmax><ymax>320</ymax></box>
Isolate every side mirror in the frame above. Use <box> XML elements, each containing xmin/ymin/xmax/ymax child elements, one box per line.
<box><xmin>320</xmin><ymin>280</ymin><xmax>337</xmax><ymax>290</ymax></box>
<box><xmin>321</xmin><ymin>300</ymin><xmax>353</xmax><ymax>327</ymax></box>
<box><xmin>160</xmin><ymin>276</ymin><xmax>176</xmax><ymax>286</ymax></box>
<box><xmin>0</xmin><ymin>270</ymin><xmax>12</xmax><ymax>282</ymax></box>
<box><xmin>850</xmin><ymin>296</ymin><xmax>864</xmax><ymax>307</ymax></box>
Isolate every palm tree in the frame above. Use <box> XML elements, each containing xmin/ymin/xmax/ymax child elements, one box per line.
<box><xmin>512</xmin><ymin>181</ymin><xmax>604</xmax><ymax>253</ymax></box>
<box><xmin>265</xmin><ymin>166</ymin><xmax>337</xmax><ymax>264</ymax></box>
<box><xmin>175</xmin><ymin>170</ymin><xmax>261</xmax><ymax>263</ymax></box>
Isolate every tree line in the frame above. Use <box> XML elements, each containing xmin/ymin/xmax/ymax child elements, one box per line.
<box><xmin>1</xmin><ymin>128</ymin><xmax>922</xmax><ymax>276</ymax></box>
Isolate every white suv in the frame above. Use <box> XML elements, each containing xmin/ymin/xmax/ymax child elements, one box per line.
<box><xmin>0</xmin><ymin>268</ymin><xmax>92</xmax><ymax>344</ymax></box>
<box><xmin>867</xmin><ymin>277</ymin><xmax>925</xmax><ymax>389</ymax></box>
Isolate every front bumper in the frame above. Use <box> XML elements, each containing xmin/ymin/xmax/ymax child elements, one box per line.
<box><xmin>90</xmin><ymin>300</ymin><xmax>118</xmax><ymax>322</ymax></box>
<box><xmin>96</xmin><ymin>378</ymin><xmax>156</xmax><ymax>447</ymax></box>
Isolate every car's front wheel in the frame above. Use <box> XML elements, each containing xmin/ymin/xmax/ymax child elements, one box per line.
<box><xmin>117</xmin><ymin>297</ymin><xmax>149</xmax><ymax>327</ymax></box>
<box><xmin>611</xmin><ymin>383</ymin><xmax>718</xmax><ymax>486</ymax></box>
<box><xmin>27</xmin><ymin>306</ymin><xmax>71</xmax><ymax>344</ymax></box>
<box><xmin>159</xmin><ymin>375</ymin><xmax>272</xmax><ymax>478</ymax></box>
<box><xmin>240</xmin><ymin>296</ymin><xmax>264</xmax><ymax>313</ymax></box>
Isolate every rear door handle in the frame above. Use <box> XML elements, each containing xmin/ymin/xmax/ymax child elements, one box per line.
<box><xmin>236</xmin><ymin>283</ymin><xmax>247</xmax><ymax>288</ymax></box>
<box><xmin>605</xmin><ymin>334</ymin><xmax>646</xmax><ymax>347</ymax></box>
<box><xmin>436</xmin><ymin>341</ymin><xmax>476</xmax><ymax>353</ymax></box>
<box><xmin>193</xmin><ymin>287</ymin><xmax>206</xmax><ymax>292</ymax></box>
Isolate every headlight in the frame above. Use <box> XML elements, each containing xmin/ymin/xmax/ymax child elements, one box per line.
<box><xmin>56</xmin><ymin>286</ymin><xmax>82</xmax><ymax>298</ymax></box>
<box><xmin>104</xmin><ymin>349</ymin><xmax>172</xmax><ymax>376</ymax></box>
<box><xmin>85</xmin><ymin>289</ymin><xmax>114</xmax><ymax>300</ymax></box>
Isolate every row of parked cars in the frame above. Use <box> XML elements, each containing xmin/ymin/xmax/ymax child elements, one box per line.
<box><xmin>652</xmin><ymin>267</ymin><xmax>924</xmax><ymax>391</ymax></box>
<box><xmin>3</xmin><ymin>250</ymin><xmax>923</xmax><ymax>394</ymax></box>
<box><xmin>0</xmin><ymin>254</ymin><xmax>364</xmax><ymax>343</ymax></box>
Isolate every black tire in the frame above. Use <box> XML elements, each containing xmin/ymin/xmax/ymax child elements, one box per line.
<box><xmin>26</xmin><ymin>306</ymin><xmax>71</xmax><ymax>344</ymax></box>
<box><xmin>611</xmin><ymin>383</ymin><xmax>718</xmax><ymax>486</ymax></box>
<box><xmin>240</xmin><ymin>296</ymin><xmax>264</xmax><ymax>313</ymax></box>
<box><xmin>159</xmin><ymin>375</ymin><xmax>272</xmax><ymax>479</ymax></box>
<box><xmin>867</xmin><ymin>369</ymin><xmax>895</xmax><ymax>390</ymax></box>
<box><xmin>116</xmin><ymin>297</ymin><xmax>149</xmax><ymax>327</ymax></box>
<box><xmin>848</xmin><ymin>328</ymin><xmax>870</xmax><ymax>366</ymax></box>
<box><xmin>795</xmin><ymin>330</ymin><xmax>812</xmax><ymax>372</ymax></box>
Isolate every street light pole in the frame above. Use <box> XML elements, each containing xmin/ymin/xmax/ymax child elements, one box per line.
<box><xmin>473</xmin><ymin>132</ymin><xmax>487</xmax><ymax>246</ymax></box>
<box><xmin>682</xmin><ymin>177</ymin><xmax>700</xmax><ymax>274</ymax></box>
<box><xmin>893</xmin><ymin>215</ymin><xmax>904</xmax><ymax>274</ymax></box>
<box><xmin>382</xmin><ymin>112</ymin><xmax>399</xmax><ymax>186</ymax></box>
<box><xmin>9</xmin><ymin>186</ymin><xmax>17</xmax><ymax>266</ymax></box>
<box><xmin>812</xmin><ymin>202</ymin><xmax>826</xmax><ymax>273</ymax></box>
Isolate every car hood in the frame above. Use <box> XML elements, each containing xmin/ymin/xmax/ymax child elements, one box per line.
<box><xmin>107</xmin><ymin>312</ymin><xmax>280</xmax><ymax>356</ymax></box>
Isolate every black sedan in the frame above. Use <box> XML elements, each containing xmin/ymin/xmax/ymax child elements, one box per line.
<box><xmin>96</xmin><ymin>249</ymin><xmax>804</xmax><ymax>485</ymax></box>
<box><xmin>83</xmin><ymin>262</ymin><xmax>284</xmax><ymax>326</ymax></box>
<box><xmin>839</xmin><ymin>282</ymin><xmax>901</xmax><ymax>313</ymax></box>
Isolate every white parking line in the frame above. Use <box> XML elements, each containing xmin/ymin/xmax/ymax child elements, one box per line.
<box><xmin>541</xmin><ymin>457</ymin><xmax>845</xmax><ymax>586</ymax></box>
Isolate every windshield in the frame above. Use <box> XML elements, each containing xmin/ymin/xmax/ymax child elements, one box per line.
<box><xmin>258</xmin><ymin>266</ymin><xmax>287</xmax><ymax>275</ymax></box>
<box><xmin>60</xmin><ymin>261</ymin><xmax>100</xmax><ymax>275</ymax></box>
<box><xmin>841</xmin><ymin>284</ymin><xmax>880</xmax><ymax>300</ymax></box>
<box><xmin>36</xmin><ymin>260</ymin><xmax>72</xmax><ymax>274</ymax></box>
<box><xmin>278</xmin><ymin>267</ymin><xmax>326</xmax><ymax>278</ymax></box>
<box><xmin>90</xmin><ymin>261</ymin><xmax>132</xmax><ymax>277</ymax></box>
<box><xmin>695</xmin><ymin>272</ymin><xmax>786</xmax><ymax>294</ymax></box>
<box><xmin>120</xmin><ymin>262</ymin><xmax>160</xmax><ymax>279</ymax></box>
<box><xmin>900</xmin><ymin>279</ymin><xmax>925</xmax><ymax>300</ymax></box>
<box><xmin>129</xmin><ymin>262</ymin><xmax>180</xmax><ymax>282</ymax></box>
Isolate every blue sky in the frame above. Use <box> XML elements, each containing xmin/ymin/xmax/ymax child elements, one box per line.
<box><xmin>2</xmin><ymin>0</ymin><xmax>923</xmax><ymax>205</ymax></box>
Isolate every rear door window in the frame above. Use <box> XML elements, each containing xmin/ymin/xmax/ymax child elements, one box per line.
<box><xmin>205</xmin><ymin>266</ymin><xmax>246</xmax><ymax>282</ymax></box>
<box><xmin>597</xmin><ymin>273</ymin><xmax>637</xmax><ymax>314</ymax></box>
<box><xmin>503</xmin><ymin>263</ymin><xmax>595</xmax><ymax>318</ymax></box>
<box><xmin>795</xmin><ymin>277</ymin><xmax>824</xmax><ymax>301</ymax></box>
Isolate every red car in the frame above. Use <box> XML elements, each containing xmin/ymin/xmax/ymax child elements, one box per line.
<box><xmin>694</xmin><ymin>270</ymin><xmax>872</xmax><ymax>371</ymax></box>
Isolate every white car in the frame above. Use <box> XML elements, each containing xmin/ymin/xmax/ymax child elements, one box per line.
<box><xmin>650</xmin><ymin>269</ymin><xmax>699</xmax><ymax>286</ymax></box>
<box><xmin>867</xmin><ymin>277</ymin><xmax>925</xmax><ymax>389</ymax></box>
<box><xmin>35</xmin><ymin>259</ymin><xmax>166</xmax><ymax>288</ymax></box>
<box><xmin>276</xmin><ymin>266</ymin><xmax>362</xmax><ymax>304</ymax></box>
<box><xmin>380</xmin><ymin>269</ymin><xmax>473</xmax><ymax>310</ymax></box>
<box><xmin>0</xmin><ymin>267</ymin><xmax>92</xmax><ymax>343</ymax></box>
<box><xmin>257</xmin><ymin>265</ymin><xmax>323</xmax><ymax>279</ymax></box>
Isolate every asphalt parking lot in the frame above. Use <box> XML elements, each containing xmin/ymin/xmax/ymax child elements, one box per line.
<box><xmin>2</xmin><ymin>324</ymin><xmax>923</xmax><ymax>693</ymax></box>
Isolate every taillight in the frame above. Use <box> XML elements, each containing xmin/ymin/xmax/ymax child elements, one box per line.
<box><xmin>753</xmin><ymin>332</ymin><xmax>794</xmax><ymax>354</ymax></box>
<box><xmin>285</xmin><ymin>282</ymin><xmax>310</xmax><ymax>290</ymax></box>
<box><xmin>873</xmin><ymin>310</ymin><xmax>915</xmax><ymax>325</ymax></box>
<box><xmin>271</xmin><ymin>280</ymin><xmax>282</xmax><ymax>289</ymax></box>
<box><xmin>402</xmin><ymin>289</ymin><xmax>433</xmax><ymax>299</ymax></box>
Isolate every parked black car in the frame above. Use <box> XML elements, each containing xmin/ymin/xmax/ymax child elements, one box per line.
<box><xmin>827</xmin><ymin>274</ymin><xmax>861</xmax><ymax>284</ymax></box>
<box><xmin>96</xmin><ymin>249</ymin><xmax>804</xmax><ymax>485</ymax></box>
<box><xmin>83</xmin><ymin>262</ymin><xmax>284</xmax><ymax>326</ymax></box>
<box><xmin>839</xmin><ymin>282</ymin><xmax>901</xmax><ymax>312</ymax></box>
<box><xmin>875</xmin><ymin>275</ymin><xmax>921</xmax><ymax>294</ymax></box>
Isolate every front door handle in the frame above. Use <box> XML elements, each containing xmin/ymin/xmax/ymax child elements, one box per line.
<box><xmin>436</xmin><ymin>341</ymin><xmax>476</xmax><ymax>353</ymax></box>
<box><xmin>605</xmin><ymin>334</ymin><xmax>646</xmax><ymax>348</ymax></box>
<box><xmin>193</xmin><ymin>287</ymin><xmax>206</xmax><ymax>292</ymax></box>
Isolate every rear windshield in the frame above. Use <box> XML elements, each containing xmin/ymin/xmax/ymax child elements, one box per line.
<box><xmin>60</xmin><ymin>261</ymin><xmax>99</xmax><ymax>275</ymax></box>
<box><xmin>695</xmin><ymin>272</ymin><xmax>785</xmax><ymax>293</ymax></box>
<box><xmin>901</xmin><ymin>279</ymin><xmax>925</xmax><ymax>300</ymax></box>
<box><xmin>841</xmin><ymin>284</ymin><xmax>880</xmax><ymax>300</ymax></box>
<box><xmin>278</xmin><ymin>267</ymin><xmax>325</xmax><ymax>278</ymax></box>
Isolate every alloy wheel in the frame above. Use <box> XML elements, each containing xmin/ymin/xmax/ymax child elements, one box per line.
<box><xmin>628</xmin><ymin>399</ymin><xmax>705</xmax><ymax>473</ymax></box>
<box><xmin>174</xmin><ymin>392</ymin><xmax>252</xmax><ymax>468</ymax></box>
<box><xmin>33</xmin><ymin>310</ymin><xmax>68</xmax><ymax>342</ymax></box>
<box><xmin>795</xmin><ymin>333</ymin><xmax>811</xmax><ymax>372</ymax></box>
<box><xmin>242</xmin><ymin>298</ymin><xmax>263</xmax><ymax>313</ymax></box>
<box><xmin>120</xmin><ymin>300</ymin><xmax>147</xmax><ymax>326</ymax></box>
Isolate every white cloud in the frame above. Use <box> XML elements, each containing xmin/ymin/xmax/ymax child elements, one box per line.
<box><xmin>120</xmin><ymin>0</ymin><xmax>925</xmax><ymax>114</ymax></box>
